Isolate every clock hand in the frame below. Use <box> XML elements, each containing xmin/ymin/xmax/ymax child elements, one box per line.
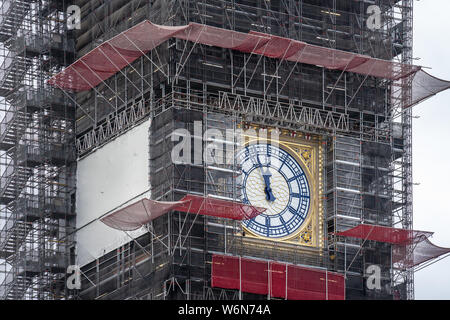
<box><xmin>262</xmin><ymin>173</ymin><xmax>276</xmax><ymax>202</ymax></box>
<box><xmin>257</xmin><ymin>155</ymin><xmax>276</xmax><ymax>202</ymax></box>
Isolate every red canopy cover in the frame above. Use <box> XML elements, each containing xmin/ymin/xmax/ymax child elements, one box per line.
<box><xmin>335</xmin><ymin>224</ymin><xmax>450</xmax><ymax>268</ymax></box>
<box><xmin>48</xmin><ymin>20</ymin><xmax>421</xmax><ymax>91</ymax></box>
<box><xmin>48</xmin><ymin>20</ymin><xmax>450</xmax><ymax>109</ymax></box>
<box><xmin>100</xmin><ymin>195</ymin><xmax>265</xmax><ymax>231</ymax></box>
<box><xmin>173</xmin><ymin>194</ymin><xmax>265</xmax><ymax>221</ymax></box>
<box><xmin>334</xmin><ymin>224</ymin><xmax>433</xmax><ymax>245</ymax></box>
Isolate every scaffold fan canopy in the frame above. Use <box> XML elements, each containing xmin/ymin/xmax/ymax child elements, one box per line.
<box><xmin>335</xmin><ymin>224</ymin><xmax>450</xmax><ymax>268</ymax></box>
<box><xmin>100</xmin><ymin>195</ymin><xmax>265</xmax><ymax>231</ymax></box>
<box><xmin>47</xmin><ymin>20</ymin><xmax>450</xmax><ymax>109</ymax></box>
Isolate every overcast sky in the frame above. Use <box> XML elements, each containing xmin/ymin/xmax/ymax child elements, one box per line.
<box><xmin>412</xmin><ymin>0</ymin><xmax>450</xmax><ymax>300</ymax></box>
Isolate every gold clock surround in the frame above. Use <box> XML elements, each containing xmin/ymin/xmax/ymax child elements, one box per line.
<box><xmin>239</xmin><ymin>128</ymin><xmax>324</xmax><ymax>249</ymax></box>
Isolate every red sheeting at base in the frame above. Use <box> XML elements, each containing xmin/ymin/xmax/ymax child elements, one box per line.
<box><xmin>269</xmin><ymin>261</ymin><xmax>287</xmax><ymax>299</ymax></box>
<box><xmin>211</xmin><ymin>255</ymin><xmax>345</xmax><ymax>300</ymax></box>
<box><xmin>242</xmin><ymin>257</ymin><xmax>269</xmax><ymax>295</ymax></box>
<box><xmin>211</xmin><ymin>255</ymin><xmax>241</xmax><ymax>291</ymax></box>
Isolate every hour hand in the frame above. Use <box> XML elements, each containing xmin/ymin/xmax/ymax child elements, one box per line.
<box><xmin>256</xmin><ymin>155</ymin><xmax>276</xmax><ymax>202</ymax></box>
<box><xmin>261</xmin><ymin>168</ymin><xmax>276</xmax><ymax>202</ymax></box>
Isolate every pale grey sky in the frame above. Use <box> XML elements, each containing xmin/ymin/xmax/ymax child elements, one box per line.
<box><xmin>413</xmin><ymin>0</ymin><xmax>450</xmax><ymax>300</ymax></box>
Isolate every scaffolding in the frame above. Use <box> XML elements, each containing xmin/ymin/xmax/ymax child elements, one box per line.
<box><xmin>0</xmin><ymin>0</ymin><xmax>76</xmax><ymax>299</ymax></box>
<box><xmin>3</xmin><ymin>0</ymin><xmax>444</xmax><ymax>300</ymax></box>
<box><xmin>62</xmin><ymin>0</ymin><xmax>421</xmax><ymax>301</ymax></box>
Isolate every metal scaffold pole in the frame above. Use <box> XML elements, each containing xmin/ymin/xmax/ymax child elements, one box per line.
<box><xmin>18</xmin><ymin>0</ymin><xmax>446</xmax><ymax>301</ymax></box>
<box><xmin>0</xmin><ymin>0</ymin><xmax>76</xmax><ymax>300</ymax></box>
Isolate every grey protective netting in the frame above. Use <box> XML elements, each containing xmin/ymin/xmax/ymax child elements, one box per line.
<box><xmin>336</xmin><ymin>224</ymin><xmax>450</xmax><ymax>268</ymax></box>
<box><xmin>100</xmin><ymin>199</ymin><xmax>186</xmax><ymax>231</ymax></box>
<box><xmin>409</xmin><ymin>70</ymin><xmax>450</xmax><ymax>108</ymax></box>
<box><xmin>393</xmin><ymin>236</ymin><xmax>450</xmax><ymax>269</ymax></box>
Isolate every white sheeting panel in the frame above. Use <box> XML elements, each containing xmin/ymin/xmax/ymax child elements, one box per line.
<box><xmin>76</xmin><ymin>120</ymin><xmax>151</xmax><ymax>266</ymax></box>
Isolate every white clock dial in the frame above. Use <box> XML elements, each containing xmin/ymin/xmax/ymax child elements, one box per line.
<box><xmin>236</xmin><ymin>143</ymin><xmax>311</xmax><ymax>239</ymax></box>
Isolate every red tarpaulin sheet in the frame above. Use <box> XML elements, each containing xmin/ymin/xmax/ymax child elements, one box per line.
<box><xmin>335</xmin><ymin>224</ymin><xmax>450</xmax><ymax>268</ymax></box>
<box><xmin>173</xmin><ymin>194</ymin><xmax>265</xmax><ymax>221</ymax></box>
<box><xmin>48</xmin><ymin>20</ymin><xmax>450</xmax><ymax>108</ymax></box>
<box><xmin>211</xmin><ymin>255</ymin><xmax>345</xmax><ymax>300</ymax></box>
<box><xmin>48</xmin><ymin>20</ymin><xmax>423</xmax><ymax>91</ymax></box>
<box><xmin>48</xmin><ymin>21</ymin><xmax>189</xmax><ymax>91</ymax></box>
<box><xmin>100</xmin><ymin>195</ymin><xmax>265</xmax><ymax>231</ymax></box>
<box><xmin>334</xmin><ymin>224</ymin><xmax>433</xmax><ymax>245</ymax></box>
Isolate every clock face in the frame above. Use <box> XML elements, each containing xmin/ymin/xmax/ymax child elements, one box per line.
<box><xmin>236</xmin><ymin>143</ymin><xmax>311</xmax><ymax>239</ymax></box>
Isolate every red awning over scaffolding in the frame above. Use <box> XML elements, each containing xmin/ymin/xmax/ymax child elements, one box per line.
<box><xmin>211</xmin><ymin>254</ymin><xmax>345</xmax><ymax>300</ymax></box>
<box><xmin>335</xmin><ymin>224</ymin><xmax>450</xmax><ymax>268</ymax></box>
<box><xmin>47</xmin><ymin>20</ymin><xmax>450</xmax><ymax>105</ymax></box>
<box><xmin>48</xmin><ymin>21</ymin><xmax>190</xmax><ymax>91</ymax></box>
<box><xmin>173</xmin><ymin>194</ymin><xmax>265</xmax><ymax>221</ymax></box>
<box><xmin>334</xmin><ymin>224</ymin><xmax>433</xmax><ymax>245</ymax></box>
<box><xmin>100</xmin><ymin>195</ymin><xmax>265</xmax><ymax>231</ymax></box>
<box><xmin>48</xmin><ymin>20</ymin><xmax>419</xmax><ymax>90</ymax></box>
<box><xmin>47</xmin><ymin>20</ymin><xmax>450</xmax><ymax>108</ymax></box>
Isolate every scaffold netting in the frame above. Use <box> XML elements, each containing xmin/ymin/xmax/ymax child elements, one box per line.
<box><xmin>47</xmin><ymin>20</ymin><xmax>450</xmax><ymax>108</ymax></box>
<box><xmin>100</xmin><ymin>195</ymin><xmax>265</xmax><ymax>231</ymax></box>
<box><xmin>410</xmin><ymin>70</ymin><xmax>450</xmax><ymax>107</ymax></box>
<box><xmin>100</xmin><ymin>198</ymin><xmax>187</xmax><ymax>231</ymax></box>
<box><xmin>393</xmin><ymin>237</ymin><xmax>450</xmax><ymax>268</ymax></box>
<box><xmin>335</xmin><ymin>224</ymin><xmax>433</xmax><ymax>245</ymax></box>
<box><xmin>173</xmin><ymin>194</ymin><xmax>265</xmax><ymax>220</ymax></box>
<box><xmin>335</xmin><ymin>224</ymin><xmax>450</xmax><ymax>268</ymax></box>
<box><xmin>211</xmin><ymin>255</ymin><xmax>345</xmax><ymax>300</ymax></box>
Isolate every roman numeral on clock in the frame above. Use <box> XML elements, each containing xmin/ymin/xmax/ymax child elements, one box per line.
<box><xmin>291</xmin><ymin>193</ymin><xmax>310</xmax><ymax>199</ymax></box>
<box><xmin>280</xmin><ymin>216</ymin><xmax>289</xmax><ymax>233</ymax></box>
<box><xmin>288</xmin><ymin>173</ymin><xmax>305</xmax><ymax>183</ymax></box>
<box><xmin>288</xmin><ymin>205</ymin><xmax>299</xmax><ymax>216</ymax></box>
<box><xmin>265</xmin><ymin>217</ymin><xmax>271</xmax><ymax>236</ymax></box>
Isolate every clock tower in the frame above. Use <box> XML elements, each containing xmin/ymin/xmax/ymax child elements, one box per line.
<box><xmin>38</xmin><ymin>0</ymin><xmax>450</xmax><ymax>301</ymax></box>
